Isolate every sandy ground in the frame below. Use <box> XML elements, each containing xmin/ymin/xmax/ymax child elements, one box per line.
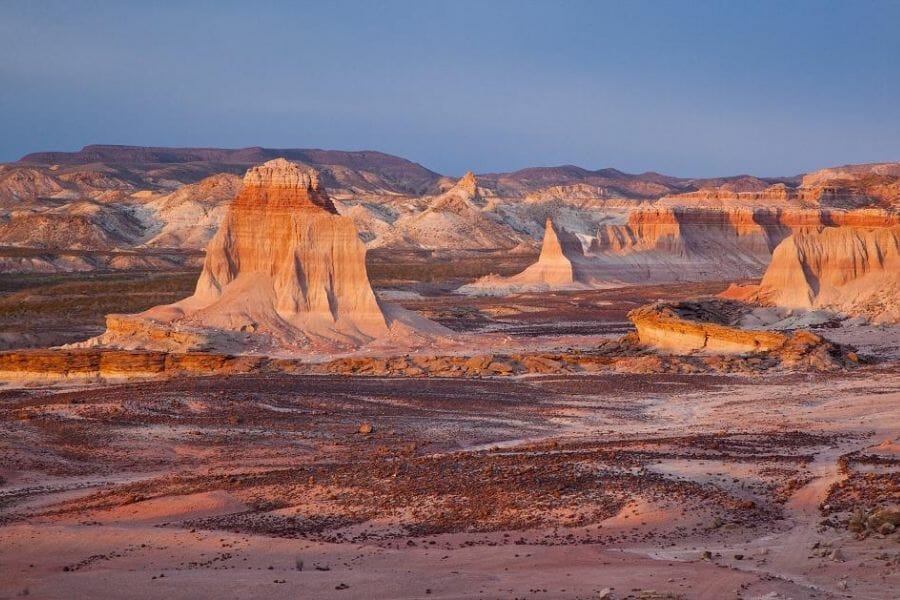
<box><xmin>1</xmin><ymin>369</ymin><xmax>897</xmax><ymax>600</ymax></box>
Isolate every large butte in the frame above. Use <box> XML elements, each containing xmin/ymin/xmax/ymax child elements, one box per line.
<box><xmin>81</xmin><ymin>158</ymin><xmax>448</xmax><ymax>354</ymax></box>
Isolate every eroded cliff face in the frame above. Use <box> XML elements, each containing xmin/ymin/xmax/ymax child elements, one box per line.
<box><xmin>586</xmin><ymin>197</ymin><xmax>899</xmax><ymax>284</ymax></box>
<box><xmin>81</xmin><ymin>159</ymin><xmax>448</xmax><ymax>354</ymax></box>
<box><xmin>755</xmin><ymin>225</ymin><xmax>900</xmax><ymax>323</ymax></box>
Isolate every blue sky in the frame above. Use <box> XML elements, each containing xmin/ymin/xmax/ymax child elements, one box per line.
<box><xmin>1</xmin><ymin>0</ymin><xmax>898</xmax><ymax>176</ymax></box>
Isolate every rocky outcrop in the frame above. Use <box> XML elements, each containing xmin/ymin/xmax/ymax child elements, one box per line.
<box><xmin>629</xmin><ymin>301</ymin><xmax>789</xmax><ymax>354</ymax></box>
<box><xmin>370</xmin><ymin>172</ymin><xmax>521</xmax><ymax>250</ymax></box>
<box><xmin>81</xmin><ymin>159</ymin><xmax>449</xmax><ymax>354</ymax></box>
<box><xmin>627</xmin><ymin>300</ymin><xmax>852</xmax><ymax>369</ymax></box>
<box><xmin>0</xmin><ymin>349</ymin><xmax>264</xmax><ymax>381</ymax></box>
<box><xmin>459</xmin><ymin>218</ymin><xmax>587</xmax><ymax>293</ymax></box>
<box><xmin>0</xmin><ymin>336</ymin><xmax>852</xmax><ymax>383</ymax></box>
<box><xmin>753</xmin><ymin>225</ymin><xmax>900</xmax><ymax>323</ymax></box>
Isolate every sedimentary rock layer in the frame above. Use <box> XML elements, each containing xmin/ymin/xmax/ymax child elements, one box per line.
<box><xmin>627</xmin><ymin>300</ymin><xmax>851</xmax><ymax>370</ymax></box>
<box><xmin>629</xmin><ymin>301</ymin><xmax>789</xmax><ymax>354</ymax></box>
<box><xmin>82</xmin><ymin>159</ymin><xmax>447</xmax><ymax>353</ymax></box>
<box><xmin>0</xmin><ymin>349</ymin><xmax>264</xmax><ymax>381</ymax></box>
<box><xmin>755</xmin><ymin>225</ymin><xmax>900</xmax><ymax>323</ymax></box>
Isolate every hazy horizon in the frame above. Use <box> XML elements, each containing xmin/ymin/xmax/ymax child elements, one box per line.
<box><xmin>2</xmin><ymin>0</ymin><xmax>899</xmax><ymax>177</ymax></box>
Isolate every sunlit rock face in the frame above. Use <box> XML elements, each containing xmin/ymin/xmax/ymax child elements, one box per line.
<box><xmin>510</xmin><ymin>217</ymin><xmax>581</xmax><ymax>286</ymax></box>
<box><xmin>626</xmin><ymin>300</ymin><xmax>852</xmax><ymax>370</ymax></box>
<box><xmin>187</xmin><ymin>158</ymin><xmax>388</xmax><ymax>343</ymax></box>
<box><xmin>458</xmin><ymin>218</ymin><xmax>588</xmax><ymax>294</ymax></box>
<box><xmin>755</xmin><ymin>225</ymin><xmax>900</xmax><ymax>323</ymax></box>
<box><xmin>81</xmin><ymin>159</ymin><xmax>448</xmax><ymax>354</ymax></box>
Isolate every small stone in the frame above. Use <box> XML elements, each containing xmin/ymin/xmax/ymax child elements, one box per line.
<box><xmin>357</xmin><ymin>423</ymin><xmax>373</xmax><ymax>435</ymax></box>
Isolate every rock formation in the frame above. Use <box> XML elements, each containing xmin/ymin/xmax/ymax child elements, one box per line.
<box><xmin>520</xmin><ymin>217</ymin><xmax>577</xmax><ymax>286</ymax></box>
<box><xmin>4</xmin><ymin>149</ymin><xmax>899</xmax><ymax>279</ymax></box>
<box><xmin>627</xmin><ymin>300</ymin><xmax>851</xmax><ymax>369</ymax></box>
<box><xmin>744</xmin><ymin>225</ymin><xmax>900</xmax><ymax>323</ymax></box>
<box><xmin>629</xmin><ymin>301</ymin><xmax>790</xmax><ymax>355</ymax></box>
<box><xmin>584</xmin><ymin>194</ymin><xmax>900</xmax><ymax>286</ymax></box>
<box><xmin>143</xmin><ymin>174</ymin><xmax>242</xmax><ymax>249</ymax></box>
<box><xmin>82</xmin><ymin>159</ymin><xmax>448</xmax><ymax>354</ymax></box>
<box><xmin>370</xmin><ymin>172</ymin><xmax>521</xmax><ymax>251</ymax></box>
<box><xmin>459</xmin><ymin>218</ymin><xmax>588</xmax><ymax>293</ymax></box>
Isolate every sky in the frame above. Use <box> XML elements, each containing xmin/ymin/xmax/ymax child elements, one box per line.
<box><xmin>1</xmin><ymin>0</ymin><xmax>899</xmax><ymax>177</ymax></box>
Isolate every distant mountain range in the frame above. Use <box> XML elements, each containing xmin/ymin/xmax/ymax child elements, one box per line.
<box><xmin>15</xmin><ymin>144</ymin><xmax>801</xmax><ymax>198</ymax></box>
<box><xmin>2</xmin><ymin>144</ymin><xmax>897</xmax><ymax>274</ymax></box>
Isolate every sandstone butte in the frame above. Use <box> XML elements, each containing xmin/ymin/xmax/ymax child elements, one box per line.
<box><xmin>79</xmin><ymin>158</ymin><xmax>448</xmax><ymax>354</ymax></box>
<box><xmin>724</xmin><ymin>225</ymin><xmax>900</xmax><ymax>324</ymax></box>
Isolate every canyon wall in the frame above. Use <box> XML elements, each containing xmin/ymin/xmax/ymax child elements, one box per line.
<box><xmin>755</xmin><ymin>225</ymin><xmax>900</xmax><ymax>323</ymax></box>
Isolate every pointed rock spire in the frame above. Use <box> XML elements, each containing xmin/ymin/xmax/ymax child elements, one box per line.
<box><xmin>457</xmin><ymin>171</ymin><xmax>478</xmax><ymax>196</ymax></box>
<box><xmin>533</xmin><ymin>218</ymin><xmax>575</xmax><ymax>285</ymax></box>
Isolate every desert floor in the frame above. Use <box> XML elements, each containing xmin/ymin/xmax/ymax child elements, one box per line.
<box><xmin>1</xmin><ymin>367</ymin><xmax>897</xmax><ymax>600</ymax></box>
<box><xmin>1</xmin><ymin>269</ymin><xmax>898</xmax><ymax>599</ymax></box>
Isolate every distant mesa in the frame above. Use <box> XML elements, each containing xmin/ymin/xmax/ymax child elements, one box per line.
<box><xmin>79</xmin><ymin>158</ymin><xmax>449</xmax><ymax>354</ymax></box>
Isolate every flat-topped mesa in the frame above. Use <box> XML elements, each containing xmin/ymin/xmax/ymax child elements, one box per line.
<box><xmin>80</xmin><ymin>158</ymin><xmax>449</xmax><ymax>354</ymax></box>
